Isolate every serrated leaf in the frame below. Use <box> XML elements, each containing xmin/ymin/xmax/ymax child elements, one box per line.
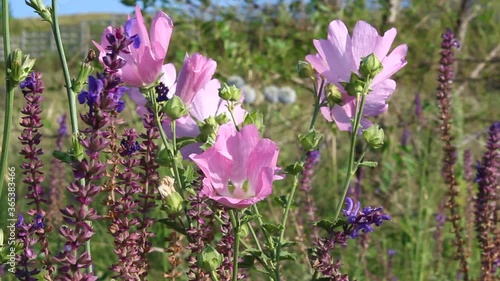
<box><xmin>314</xmin><ymin>219</ymin><xmax>347</xmax><ymax>232</ymax></box>
<box><xmin>279</xmin><ymin>251</ymin><xmax>297</xmax><ymax>261</ymax></box>
<box><xmin>359</xmin><ymin>161</ymin><xmax>378</xmax><ymax>168</ymax></box>
<box><xmin>240</xmin><ymin>211</ymin><xmax>261</xmax><ymax>225</ymax></box>
<box><xmin>274</xmin><ymin>195</ymin><xmax>288</xmax><ymax>208</ymax></box>
<box><xmin>158</xmin><ymin>219</ymin><xmax>186</xmax><ymax>235</ymax></box>
<box><xmin>176</xmin><ymin>136</ymin><xmax>197</xmax><ymax>150</ymax></box>
<box><xmin>280</xmin><ymin>240</ymin><xmax>298</xmax><ymax>248</ymax></box>
<box><xmin>261</xmin><ymin>223</ymin><xmax>283</xmax><ymax>235</ymax></box>
<box><xmin>238</xmin><ymin>255</ymin><xmax>256</xmax><ymax>268</ymax></box>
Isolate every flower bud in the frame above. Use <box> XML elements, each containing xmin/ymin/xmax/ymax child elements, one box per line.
<box><xmin>359</xmin><ymin>53</ymin><xmax>383</xmax><ymax>79</ymax></box>
<box><xmin>242</xmin><ymin>112</ymin><xmax>264</xmax><ymax>133</ymax></box>
<box><xmin>197</xmin><ymin>116</ymin><xmax>219</xmax><ymax>143</ymax></box>
<box><xmin>158</xmin><ymin>176</ymin><xmax>184</xmax><ymax>215</ymax></box>
<box><xmin>71</xmin><ymin>135</ymin><xmax>84</xmax><ymax>161</ymax></box>
<box><xmin>297</xmin><ymin>60</ymin><xmax>314</xmax><ymax>78</ymax></box>
<box><xmin>7</xmin><ymin>49</ymin><xmax>36</xmax><ymax>86</ymax></box>
<box><xmin>197</xmin><ymin>245</ymin><xmax>223</xmax><ymax>272</ymax></box>
<box><xmin>219</xmin><ymin>84</ymin><xmax>241</xmax><ymax>101</ymax></box>
<box><xmin>214</xmin><ymin>113</ymin><xmax>230</xmax><ymax>125</ymax></box>
<box><xmin>325</xmin><ymin>84</ymin><xmax>343</xmax><ymax>106</ymax></box>
<box><xmin>163</xmin><ymin>96</ymin><xmax>188</xmax><ymax>120</ymax></box>
<box><xmin>238</xmin><ymin>224</ymin><xmax>249</xmax><ymax>240</ymax></box>
<box><xmin>299</xmin><ymin>129</ymin><xmax>323</xmax><ymax>151</ymax></box>
<box><xmin>25</xmin><ymin>0</ymin><xmax>52</xmax><ymax>23</ymax></box>
<box><xmin>341</xmin><ymin>73</ymin><xmax>365</xmax><ymax>97</ymax></box>
<box><xmin>72</xmin><ymin>62</ymin><xmax>94</xmax><ymax>93</ymax></box>
<box><xmin>362</xmin><ymin>125</ymin><xmax>384</xmax><ymax>149</ymax></box>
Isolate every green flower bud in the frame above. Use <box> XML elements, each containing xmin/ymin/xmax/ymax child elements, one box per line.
<box><xmin>362</xmin><ymin>125</ymin><xmax>384</xmax><ymax>149</ymax></box>
<box><xmin>341</xmin><ymin>73</ymin><xmax>366</xmax><ymax>97</ymax></box>
<box><xmin>214</xmin><ymin>113</ymin><xmax>230</xmax><ymax>125</ymax></box>
<box><xmin>299</xmin><ymin>129</ymin><xmax>323</xmax><ymax>151</ymax></box>
<box><xmin>297</xmin><ymin>60</ymin><xmax>314</xmax><ymax>78</ymax></box>
<box><xmin>197</xmin><ymin>116</ymin><xmax>219</xmax><ymax>143</ymax></box>
<box><xmin>71</xmin><ymin>135</ymin><xmax>84</xmax><ymax>161</ymax></box>
<box><xmin>219</xmin><ymin>83</ymin><xmax>242</xmax><ymax>101</ymax></box>
<box><xmin>325</xmin><ymin>84</ymin><xmax>343</xmax><ymax>106</ymax></box>
<box><xmin>72</xmin><ymin>62</ymin><xmax>94</xmax><ymax>93</ymax></box>
<box><xmin>197</xmin><ymin>245</ymin><xmax>223</xmax><ymax>272</ymax></box>
<box><xmin>25</xmin><ymin>0</ymin><xmax>52</xmax><ymax>23</ymax></box>
<box><xmin>242</xmin><ymin>112</ymin><xmax>264</xmax><ymax>132</ymax></box>
<box><xmin>156</xmin><ymin>147</ymin><xmax>172</xmax><ymax>167</ymax></box>
<box><xmin>163</xmin><ymin>96</ymin><xmax>188</xmax><ymax>120</ymax></box>
<box><xmin>359</xmin><ymin>53</ymin><xmax>383</xmax><ymax>79</ymax></box>
<box><xmin>7</xmin><ymin>49</ymin><xmax>36</xmax><ymax>86</ymax></box>
<box><xmin>238</xmin><ymin>224</ymin><xmax>250</xmax><ymax>240</ymax></box>
<box><xmin>158</xmin><ymin>177</ymin><xmax>184</xmax><ymax>215</ymax></box>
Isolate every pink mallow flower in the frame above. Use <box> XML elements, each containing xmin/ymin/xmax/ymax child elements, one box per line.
<box><xmin>128</xmin><ymin>53</ymin><xmax>247</xmax><ymax>157</ymax></box>
<box><xmin>94</xmin><ymin>6</ymin><xmax>173</xmax><ymax>87</ymax></box>
<box><xmin>306</xmin><ymin>20</ymin><xmax>407</xmax><ymax>131</ymax></box>
<box><xmin>190</xmin><ymin>124</ymin><xmax>281</xmax><ymax>209</ymax></box>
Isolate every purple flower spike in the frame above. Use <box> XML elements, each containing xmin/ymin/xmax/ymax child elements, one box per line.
<box><xmin>342</xmin><ymin>197</ymin><xmax>391</xmax><ymax>239</ymax></box>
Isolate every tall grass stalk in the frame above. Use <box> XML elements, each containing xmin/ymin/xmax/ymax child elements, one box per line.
<box><xmin>0</xmin><ymin>0</ymin><xmax>13</xmax><ymax>198</ymax></box>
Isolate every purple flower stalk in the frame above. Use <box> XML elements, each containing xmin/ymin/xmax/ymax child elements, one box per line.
<box><xmin>15</xmin><ymin>214</ymin><xmax>44</xmax><ymax>281</ymax></box>
<box><xmin>215</xmin><ymin>207</ymin><xmax>235</xmax><ymax>280</ymax></box>
<box><xmin>186</xmin><ymin>181</ymin><xmax>215</xmax><ymax>280</ymax></box>
<box><xmin>136</xmin><ymin>111</ymin><xmax>161</xmax><ymax>274</ymax></box>
<box><xmin>436</xmin><ymin>29</ymin><xmax>469</xmax><ymax>280</ymax></box>
<box><xmin>109</xmin><ymin>129</ymin><xmax>145</xmax><ymax>279</ymax></box>
<box><xmin>299</xmin><ymin>150</ymin><xmax>320</xmax><ymax>240</ymax></box>
<box><xmin>474</xmin><ymin>122</ymin><xmax>500</xmax><ymax>280</ymax></box>
<box><xmin>310</xmin><ymin>198</ymin><xmax>390</xmax><ymax>280</ymax></box>
<box><xmin>16</xmin><ymin>72</ymin><xmax>53</xmax><ymax>278</ymax></box>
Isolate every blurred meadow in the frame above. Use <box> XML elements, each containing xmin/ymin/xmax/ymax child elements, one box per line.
<box><xmin>0</xmin><ymin>0</ymin><xmax>499</xmax><ymax>280</ymax></box>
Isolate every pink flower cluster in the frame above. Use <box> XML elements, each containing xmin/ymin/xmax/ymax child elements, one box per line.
<box><xmin>95</xmin><ymin>6</ymin><xmax>277</xmax><ymax>209</ymax></box>
<box><xmin>306</xmin><ymin>20</ymin><xmax>408</xmax><ymax>131</ymax></box>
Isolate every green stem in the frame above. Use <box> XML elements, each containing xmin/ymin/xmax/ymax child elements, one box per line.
<box><xmin>0</xmin><ymin>0</ymin><xmax>12</xmax><ymax>197</ymax></box>
<box><xmin>50</xmin><ymin>1</ymin><xmax>94</xmax><ymax>273</ymax></box>
<box><xmin>274</xmin><ymin>174</ymin><xmax>299</xmax><ymax>281</ymax></box>
<box><xmin>170</xmin><ymin>120</ymin><xmax>183</xmax><ymax>191</ymax></box>
<box><xmin>252</xmin><ymin>205</ymin><xmax>274</xmax><ymax>253</ymax></box>
<box><xmin>308</xmin><ymin>78</ymin><xmax>324</xmax><ymax>130</ymax></box>
<box><xmin>332</xmin><ymin>92</ymin><xmax>368</xmax><ymax>223</ymax></box>
<box><xmin>210</xmin><ymin>271</ymin><xmax>220</xmax><ymax>281</ymax></box>
<box><xmin>51</xmin><ymin>0</ymin><xmax>78</xmax><ymax>136</ymax></box>
<box><xmin>229</xmin><ymin>210</ymin><xmax>240</xmax><ymax>281</ymax></box>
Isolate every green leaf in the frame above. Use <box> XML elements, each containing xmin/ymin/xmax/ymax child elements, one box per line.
<box><xmin>52</xmin><ymin>150</ymin><xmax>76</xmax><ymax>164</ymax></box>
<box><xmin>240</xmin><ymin>210</ymin><xmax>261</xmax><ymax>225</ymax></box>
<box><xmin>176</xmin><ymin>137</ymin><xmax>197</xmax><ymax>150</ymax></box>
<box><xmin>314</xmin><ymin>219</ymin><xmax>347</xmax><ymax>232</ymax></box>
<box><xmin>261</xmin><ymin>223</ymin><xmax>283</xmax><ymax>235</ymax></box>
<box><xmin>274</xmin><ymin>195</ymin><xmax>288</xmax><ymax>208</ymax></box>
<box><xmin>359</xmin><ymin>161</ymin><xmax>378</xmax><ymax>168</ymax></box>
<box><xmin>238</xmin><ymin>255</ymin><xmax>255</xmax><ymax>268</ymax></box>
<box><xmin>158</xmin><ymin>219</ymin><xmax>186</xmax><ymax>235</ymax></box>
<box><xmin>279</xmin><ymin>251</ymin><xmax>297</xmax><ymax>261</ymax></box>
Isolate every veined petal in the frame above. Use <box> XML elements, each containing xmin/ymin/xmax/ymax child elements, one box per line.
<box><xmin>363</xmin><ymin>79</ymin><xmax>395</xmax><ymax>116</ymax></box>
<box><xmin>373</xmin><ymin>44</ymin><xmax>408</xmax><ymax>85</ymax></box>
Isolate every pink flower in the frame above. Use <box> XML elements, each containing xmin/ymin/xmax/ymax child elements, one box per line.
<box><xmin>94</xmin><ymin>6</ymin><xmax>173</xmax><ymax>87</ymax></box>
<box><xmin>167</xmin><ymin>53</ymin><xmax>246</xmax><ymax>157</ymax></box>
<box><xmin>176</xmin><ymin>53</ymin><xmax>217</xmax><ymax>105</ymax></box>
<box><xmin>190</xmin><ymin>124</ymin><xmax>281</xmax><ymax>209</ymax></box>
<box><xmin>306</xmin><ymin>20</ymin><xmax>407</xmax><ymax>131</ymax></box>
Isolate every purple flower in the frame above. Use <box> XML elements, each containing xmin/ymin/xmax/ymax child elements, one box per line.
<box><xmin>120</xmin><ymin>136</ymin><xmax>141</xmax><ymax>156</ymax></box>
<box><xmin>19</xmin><ymin>72</ymin><xmax>44</xmax><ymax>95</ymax></box>
<box><xmin>342</xmin><ymin>197</ymin><xmax>391</xmax><ymax>238</ymax></box>
<box><xmin>78</xmin><ymin>75</ymin><xmax>102</xmax><ymax>111</ymax></box>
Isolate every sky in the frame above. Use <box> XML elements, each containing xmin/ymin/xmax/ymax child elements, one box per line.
<box><xmin>11</xmin><ymin>0</ymin><xmax>133</xmax><ymax>18</ymax></box>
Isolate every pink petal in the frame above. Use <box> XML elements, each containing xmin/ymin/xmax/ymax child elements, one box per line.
<box><xmin>363</xmin><ymin>79</ymin><xmax>395</xmax><ymax>116</ymax></box>
<box><xmin>189</xmin><ymin>79</ymin><xmax>223</xmax><ymax>121</ymax></box>
<box><xmin>150</xmin><ymin>11</ymin><xmax>173</xmax><ymax>60</ymax></box>
<box><xmin>130</xmin><ymin>6</ymin><xmax>151</xmax><ymax>48</ymax></box>
<box><xmin>127</xmin><ymin>87</ymin><xmax>147</xmax><ymax>107</ymax></box>
<box><xmin>247</xmin><ymin>138</ymin><xmax>279</xmax><ymax>195</ymax></box>
<box><xmin>373</xmin><ymin>44</ymin><xmax>408</xmax><ymax>85</ymax></box>
<box><xmin>373</xmin><ymin>27</ymin><xmax>397</xmax><ymax>59</ymax></box>
<box><xmin>176</xmin><ymin>53</ymin><xmax>217</xmax><ymax>105</ymax></box>
<box><xmin>160</xmin><ymin>63</ymin><xmax>177</xmax><ymax>91</ymax></box>
<box><xmin>351</xmin><ymin>21</ymin><xmax>380</xmax><ymax>66</ymax></box>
